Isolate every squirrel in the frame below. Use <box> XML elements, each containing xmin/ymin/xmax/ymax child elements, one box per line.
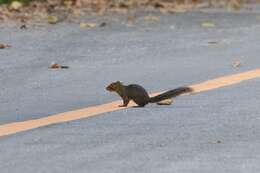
<box><xmin>106</xmin><ymin>81</ymin><xmax>193</xmax><ymax>107</ymax></box>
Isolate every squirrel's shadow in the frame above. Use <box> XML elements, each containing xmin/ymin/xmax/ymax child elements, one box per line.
<box><xmin>129</xmin><ymin>105</ymin><xmax>192</xmax><ymax>109</ymax></box>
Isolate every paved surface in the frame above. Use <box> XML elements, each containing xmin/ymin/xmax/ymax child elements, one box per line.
<box><xmin>0</xmin><ymin>6</ymin><xmax>260</xmax><ymax>173</ymax></box>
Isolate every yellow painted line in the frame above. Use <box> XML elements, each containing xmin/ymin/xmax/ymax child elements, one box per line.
<box><xmin>190</xmin><ymin>69</ymin><xmax>260</xmax><ymax>92</ymax></box>
<box><xmin>1</xmin><ymin>68</ymin><xmax>260</xmax><ymax>137</ymax></box>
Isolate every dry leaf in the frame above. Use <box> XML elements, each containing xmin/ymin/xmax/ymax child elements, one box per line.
<box><xmin>127</xmin><ymin>15</ymin><xmax>136</xmax><ymax>25</ymax></box>
<box><xmin>99</xmin><ymin>22</ymin><xmax>107</xmax><ymax>27</ymax></box>
<box><xmin>0</xmin><ymin>43</ymin><xmax>11</xmax><ymax>49</ymax></box>
<box><xmin>20</xmin><ymin>24</ymin><xmax>27</xmax><ymax>29</ymax></box>
<box><xmin>49</xmin><ymin>62</ymin><xmax>69</xmax><ymax>69</ymax></box>
<box><xmin>209</xmin><ymin>139</ymin><xmax>222</xmax><ymax>144</ymax></box>
<box><xmin>232</xmin><ymin>61</ymin><xmax>241</xmax><ymax>68</ymax></box>
<box><xmin>64</xmin><ymin>0</ymin><xmax>74</xmax><ymax>7</ymax></box>
<box><xmin>227</xmin><ymin>0</ymin><xmax>242</xmax><ymax>11</ymax></box>
<box><xmin>10</xmin><ymin>1</ymin><xmax>23</xmax><ymax>10</ymax></box>
<box><xmin>157</xmin><ymin>98</ymin><xmax>173</xmax><ymax>105</ymax></box>
<box><xmin>144</xmin><ymin>16</ymin><xmax>160</xmax><ymax>22</ymax></box>
<box><xmin>80</xmin><ymin>22</ymin><xmax>97</xmax><ymax>29</ymax></box>
<box><xmin>217</xmin><ymin>140</ymin><xmax>222</xmax><ymax>144</ymax></box>
<box><xmin>48</xmin><ymin>16</ymin><xmax>59</xmax><ymax>24</ymax></box>
<box><xmin>208</xmin><ymin>41</ymin><xmax>218</xmax><ymax>44</ymax></box>
<box><xmin>201</xmin><ymin>22</ymin><xmax>215</xmax><ymax>28</ymax></box>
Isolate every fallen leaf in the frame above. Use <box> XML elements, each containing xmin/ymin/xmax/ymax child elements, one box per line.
<box><xmin>48</xmin><ymin>16</ymin><xmax>59</xmax><ymax>24</ymax></box>
<box><xmin>144</xmin><ymin>16</ymin><xmax>160</xmax><ymax>22</ymax></box>
<box><xmin>232</xmin><ymin>61</ymin><xmax>241</xmax><ymax>68</ymax></box>
<box><xmin>49</xmin><ymin>62</ymin><xmax>69</xmax><ymax>69</ymax></box>
<box><xmin>20</xmin><ymin>24</ymin><xmax>27</xmax><ymax>29</ymax></box>
<box><xmin>209</xmin><ymin>139</ymin><xmax>222</xmax><ymax>144</ymax></box>
<box><xmin>80</xmin><ymin>22</ymin><xmax>97</xmax><ymax>29</ymax></box>
<box><xmin>99</xmin><ymin>22</ymin><xmax>107</xmax><ymax>27</ymax></box>
<box><xmin>157</xmin><ymin>98</ymin><xmax>173</xmax><ymax>105</ymax></box>
<box><xmin>144</xmin><ymin>28</ymin><xmax>151</xmax><ymax>32</ymax></box>
<box><xmin>64</xmin><ymin>0</ymin><xmax>73</xmax><ymax>7</ymax></box>
<box><xmin>0</xmin><ymin>43</ymin><xmax>11</xmax><ymax>49</ymax></box>
<box><xmin>10</xmin><ymin>1</ymin><xmax>23</xmax><ymax>10</ymax></box>
<box><xmin>217</xmin><ymin>140</ymin><xmax>222</xmax><ymax>144</ymax></box>
<box><xmin>208</xmin><ymin>41</ymin><xmax>218</xmax><ymax>44</ymax></box>
<box><xmin>127</xmin><ymin>15</ymin><xmax>136</xmax><ymax>25</ymax></box>
<box><xmin>227</xmin><ymin>0</ymin><xmax>241</xmax><ymax>11</ymax></box>
<box><xmin>201</xmin><ymin>22</ymin><xmax>215</xmax><ymax>28</ymax></box>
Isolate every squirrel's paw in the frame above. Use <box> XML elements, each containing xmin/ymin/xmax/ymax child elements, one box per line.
<box><xmin>119</xmin><ymin>105</ymin><xmax>127</xmax><ymax>107</ymax></box>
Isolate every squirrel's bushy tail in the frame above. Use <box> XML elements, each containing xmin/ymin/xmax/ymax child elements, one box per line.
<box><xmin>149</xmin><ymin>87</ymin><xmax>193</xmax><ymax>103</ymax></box>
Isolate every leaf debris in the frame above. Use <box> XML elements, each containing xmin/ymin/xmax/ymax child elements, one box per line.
<box><xmin>144</xmin><ymin>15</ymin><xmax>160</xmax><ymax>22</ymax></box>
<box><xmin>208</xmin><ymin>41</ymin><xmax>219</xmax><ymax>44</ymax></box>
<box><xmin>201</xmin><ymin>22</ymin><xmax>215</xmax><ymax>28</ymax></box>
<box><xmin>80</xmin><ymin>22</ymin><xmax>97</xmax><ymax>29</ymax></box>
<box><xmin>0</xmin><ymin>43</ymin><xmax>11</xmax><ymax>49</ymax></box>
<box><xmin>232</xmin><ymin>60</ymin><xmax>241</xmax><ymax>68</ymax></box>
<box><xmin>49</xmin><ymin>62</ymin><xmax>69</xmax><ymax>69</ymax></box>
<box><xmin>48</xmin><ymin>15</ymin><xmax>59</xmax><ymax>24</ymax></box>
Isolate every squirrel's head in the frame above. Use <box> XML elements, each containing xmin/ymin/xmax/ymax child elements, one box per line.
<box><xmin>106</xmin><ymin>81</ymin><xmax>123</xmax><ymax>92</ymax></box>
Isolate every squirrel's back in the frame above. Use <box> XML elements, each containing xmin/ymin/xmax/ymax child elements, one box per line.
<box><xmin>125</xmin><ymin>84</ymin><xmax>150</xmax><ymax>106</ymax></box>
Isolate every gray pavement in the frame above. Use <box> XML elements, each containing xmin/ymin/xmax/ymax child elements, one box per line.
<box><xmin>0</xmin><ymin>6</ymin><xmax>260</xmax><ymax>173</ymax></box>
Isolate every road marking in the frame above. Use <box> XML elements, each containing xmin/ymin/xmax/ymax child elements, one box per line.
<box><xmin>1</xmin><ymin>69</ymin><xmax>260</xmax><ymax>137</ymax></box>
<box><xmin>190</xmin><ymin>69</ymin><xmax>260</xmax><ymax>92</ymax></box>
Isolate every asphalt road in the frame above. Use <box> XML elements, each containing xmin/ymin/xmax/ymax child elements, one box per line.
<box><xmin>0</xmin><ymin>6</ymin><xmax>260</xmax><ymax>173</ymax></box>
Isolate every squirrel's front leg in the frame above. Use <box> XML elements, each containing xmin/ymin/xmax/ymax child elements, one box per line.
<box><xmin>119</xmin><ymin>97</ymin><xmax>130</xmax><ymax>107</ymax></box>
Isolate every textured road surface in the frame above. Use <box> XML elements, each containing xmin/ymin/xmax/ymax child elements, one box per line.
<box><xmin>1</xmin><ymin>6</ymin><xmax>260</xmax><ymax>173</ymax></box>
